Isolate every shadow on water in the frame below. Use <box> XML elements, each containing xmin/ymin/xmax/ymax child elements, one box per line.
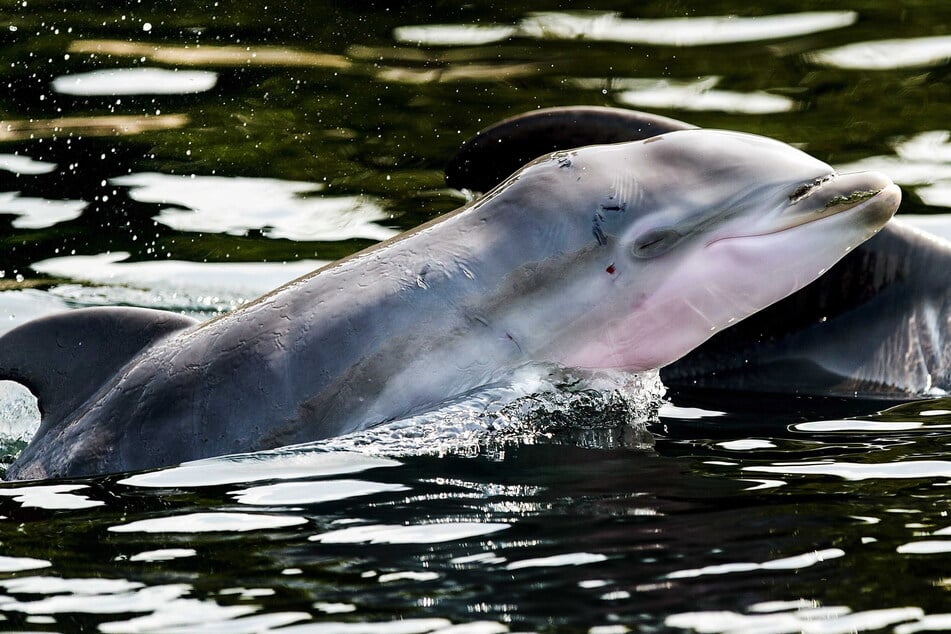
<box><xmin>0</xmin><ymin>0</ymin><xmax>949</xmax><ymax>632</ymax></box>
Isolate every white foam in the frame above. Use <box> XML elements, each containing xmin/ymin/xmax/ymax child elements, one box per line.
<box><xmin>311</xmin><ymin>365</ymin><xmax>664</xmax><ymax>458</ymax></box>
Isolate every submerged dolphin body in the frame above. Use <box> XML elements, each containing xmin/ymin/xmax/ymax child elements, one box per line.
<box><xmin>450</xmin><ymin>106</ymin><xmax>944</xmax><ymax>397</ymax></box>
<box><xmin>1</xmin><ymin>129</ymin><xmax>898</xmax><ymax>479</ymax></box>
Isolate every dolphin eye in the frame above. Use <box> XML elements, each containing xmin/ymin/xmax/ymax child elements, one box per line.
<box><xmin>631</xmin><ymin>228</ymin><xmax>682</xmax><ymax>258</ymax></box>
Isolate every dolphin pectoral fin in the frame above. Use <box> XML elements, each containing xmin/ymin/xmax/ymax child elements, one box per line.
<box><xmin>446</xmin><ymin>105</ymin><xmax>696</xmax><ymax>192</ymax></box>
<box><xmin>0</xmin><ymin>307</ymin><xmax>197</xmax><ymax>428</ymax></box>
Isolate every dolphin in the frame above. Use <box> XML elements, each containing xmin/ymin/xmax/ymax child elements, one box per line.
<box><xmin>448</xmin><ymin>106</ymin><xmax>945</xmax><ymax>397</ymax></box>
<box><xmin>0</xmin><ymin>128</ymin><xmax>898</xmax><ymax>480</ymax></box>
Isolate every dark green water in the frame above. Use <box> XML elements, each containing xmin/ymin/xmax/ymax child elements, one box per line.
<box><xmin>0</xmin><ymin>1</ymin><xmax>949</xmax><ymax>632</ymax></box>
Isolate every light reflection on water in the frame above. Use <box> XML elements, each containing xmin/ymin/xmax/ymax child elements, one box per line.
<box><xmin>0</xmin><ymin>113</ymin><xmax>191</xmax><ymax>142</ymax></box>
<box><xmin>51</xmin><ymin>68</ymin><xmax>219</xmax><ymax>96</ymax></box>
<box><xmin>572</xmin><ymin>76</ymin><xmax>795</xmax><ymax>114</ymax></box>
<box><xmin>29</xmin><ymin>251</ymin><xmax>324</xmax><ymax>317</ymax></box>
<box><xmin>67</xmin><ymin>39</ymin><xmax>354</xmax><ymax>69</ymax></box>
<box><xmin>118</xmin><ymin>451</ymin><xmax>403</xmax><ymax>488</ymax></box>
<box><xmin>0</xmin><ymin>154</ymin><xmax>56</xmax><ymax>175</ymax></box>
<box><xmin>395</xmin><ymin>11</ymin><xmax>858</xmax><ymax>47</ymax></box>
<box><xmin>666</xmin><ymin>605</ymin><xmax>926</xmax><ymax>634</ymax></box>
<box><xmin>1</xmin><ymin>392</ymin><xmax>949</xmax><ymax>631</ymax></box>
<box><xmin>0</xmin><ymin>484</ymin><xmax>103</xmax><ymax>509</ymax></box>
<box><xmin>112</xmin><ymin>172</ymin><xmax>398</xmax><ymax>242</ymax></box>
<box><xmin>0</xmin><ymin>0</ymin><xmax>948</xmax><ymax>632</ymax></box>
<box><xmin>0</xmin><ymin>192</ymin><xmax>87</xmax><ymax>229</ymax></box>
<box><xmin>231</xmin><ymin>479</ymin><xmax>409</xmax><ymax>506</ymax></box>
<box><xmin>810</xmin><ymin>35</ymin><xmax>951</xmax><ymax>70</ymax></box>
<box><xmin>310</xmin><ymin>522</ymin><xmax>510</xmax><ymax>545</ymax></box>
<box><xmin>109</xmin><ymin>512</ymin><xmax>309</xmax><ymax>533</ymax></box>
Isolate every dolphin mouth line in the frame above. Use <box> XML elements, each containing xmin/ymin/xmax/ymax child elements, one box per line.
<box><xmin>788</xmin><ymin>172</ymin><xmax>836</xmax><ymax>203</ymax></box>
<box><xmin>706</xmin><ymin>178</ymin><xmax>895</xmax><ymax>248</ymax></box>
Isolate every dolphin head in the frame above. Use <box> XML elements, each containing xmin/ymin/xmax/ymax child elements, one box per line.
<box><xmin>508</xmin><ymin>129</ymin><xmax>900</xmax><ymax>371</ymax></box>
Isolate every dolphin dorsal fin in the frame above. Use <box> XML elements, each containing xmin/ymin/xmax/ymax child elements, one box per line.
<box><xmin>0</xmin><ymin>307</ymin><xmax>198</xmax><ymax>426</ymax></box>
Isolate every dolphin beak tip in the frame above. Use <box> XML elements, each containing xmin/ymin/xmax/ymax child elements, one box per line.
<box><xmin>864</xmin><ymin>178</ymin><xmax>902</xmax><ymax>227</ymax></box>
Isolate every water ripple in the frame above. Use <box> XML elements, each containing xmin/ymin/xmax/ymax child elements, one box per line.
<box><xmin>666</xmin><ymin>606</ymin><xmax>924</xmax><ymax>634</ymax></box>
<box><xmin>518</xmin><ymin>10</ymin><xmax>856</xmax><ymax>46</ymax></box>
<box><xmin>573</xmin><ymin>76</ymin><xmax>794</xmax><ymax>114</ymax></box>
<box><xmin>127</xmin><ymin>548</ymin><xmax>197</xmax><ymax>563</ymax></box>
<box><xmin>506</xmin><ymin>552</ymin><xmax>607</xmax><ymax>571</ymax></box>
<box><xmin>0</xmin><ymin>484</ymin><xmax>103</xmax><ymax>509</ymax></box>
<box><xmin>396</xmin><ymin>11</ymin><xmax>857</xmax><ymax>47</ymax></box>
<box><xmin>31</xmin><ymin>252</ymin><xmax>322</xmax><ymax>314</ymax></box>
<box><xmin>51</xmin><ymin>68</ymin><xmax>218</xmax><ymax>96</ymax></box>
<box><xmin>0</xmin><ymin>555</ymin><xmax>51</xmax><ymax>572</ymax></box>
<box><xmin>310</xmin><ymin>522</ymin><xmax>509</xmax><ymax>545</ymax></box>
<box><xmin>666</xmin><ymin>548</ymin><xmax>844</xmax><ymax>580</ymax></box>
<box><xmin>119</xmin><ymin>450</ymin><xmax>401</xmax><ymax>489</ymax></box>
<box><xmin>276</xmin><ymin>619</ymin><xmax>455</xmax><ymax>634</ymax></box>
<box><xmin>0</xmin><ymin>192</ymin><xmax>86</xmax><ymax>229</ymax></box>
<box><xmin>112</xmin><ymin>172</ymin><xmax>397</xmax><ymax>242</ymax></box>
<box><xmin>109</xmin><ymin>511</ymin><xmax>308</xmax><ymax>533</ymax></box>
<box><xmin>231</xmin><ymin>479</ymin><xmax>408</xmax><ymax>506</ymax></box>
<box><xmin>0</xmin><ymin>154</ymin><xmax>56</xmax><ymax>175</ymax></box>
<box><xmin>810</xmin><ymin>35</ymin><xmax>951</xmax><ymax>70</ymax></box>
<box><xmin>744</xmin><ymin>460</ymin><xmax>951</xmax><ymax>481</ymax></box>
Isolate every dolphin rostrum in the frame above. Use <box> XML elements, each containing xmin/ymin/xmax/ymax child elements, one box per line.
<box><xmin>448</xmin><ymin>106</ymin><xmax>945</xmax><ymax>398</ymax></box>
<box><xmin>0</xmin><ymin>128</ymin><xmax>899</xmax><ymax>479</ymax></box>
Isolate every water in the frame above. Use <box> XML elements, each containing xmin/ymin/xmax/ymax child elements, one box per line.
<box><xmin>0</xmin><ymin>1</ymin><xmax>950</xmax><ymax>631</ymax></box>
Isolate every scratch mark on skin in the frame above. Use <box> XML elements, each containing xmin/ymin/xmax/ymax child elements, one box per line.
<box><xmin>592</xmin><ymin>212</ymin><xmax>607</xmax><ymax>246</ymax></box>
<box><xmin>506</xmin><ymin>332</ymin><xmax>523</xmax><ymax>354</ymax></box>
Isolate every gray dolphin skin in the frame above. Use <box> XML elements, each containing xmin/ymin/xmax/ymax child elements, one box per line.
<box><xmin>0</xmin><ymin>126</ymin><xmax>898</xmax><ymax>480</ymax></box>
<box><xmin>450</xmin><ymin>106</ymin><xmax>945</xmax><ymax>397</ymax></box>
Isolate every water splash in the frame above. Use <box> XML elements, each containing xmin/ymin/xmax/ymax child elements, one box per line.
<box><xmin>0</xmin><ymin>381</ymin><xmax>39</xmax><ymax>461</ymax></box>
<box><xmin>312</xmin><ymin>364</ymin><xmax>664</xmax><ymax>458</ymax></box>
